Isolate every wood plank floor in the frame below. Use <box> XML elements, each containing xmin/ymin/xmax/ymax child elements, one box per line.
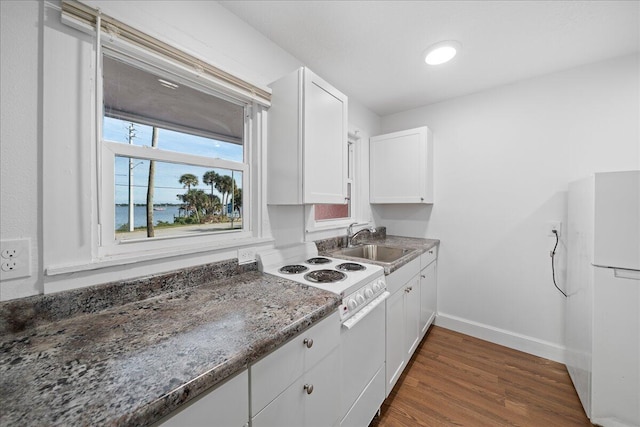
<box><xmin>370</xmin><ymin>326</ymin><xmax>592</xmax><ymax>427</ymax></box>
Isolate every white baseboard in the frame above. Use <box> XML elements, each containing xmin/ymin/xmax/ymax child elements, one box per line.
<box><xmin>434</xmin><ymin>312</ymin><xmax>566</xmax><ymax>364</ymax></box>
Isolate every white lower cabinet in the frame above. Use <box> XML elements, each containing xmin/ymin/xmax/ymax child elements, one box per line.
<box><xmin>252</xmin><ymin>348</ymin><xmax>340</xmax><ymax>427</ymax></box>
<box><xmin>385</xmin><ymin>285</ymin><xmax>406</xmax><ymax>395</ymax></box>
<box><xmin>385</xmin><ymin>247</ymin><xmax>438</xmax><ymax>396</ymax></box>
<box><xmin>250</xmin><ymin>311</ymin><xmax>341</xmax><ymax>427</ymax></box>
<box><xmin>155</xmin><ymin>369</ymin><xmax>248</xmax><ymax>427</ymax></box>
<box><xmin>385</xmin><ymin>257</ymin><xmax>420</xmax><ymax>396</ymax></box>
<box><xmin>419</xmin><ymin>248</ymin><xmax>437</xmax><ymax>338</ymax></box>
<box><xmin>404</xmin><ymin>274</ymin><xmax>421</xmax><ymax>358</ymax></box>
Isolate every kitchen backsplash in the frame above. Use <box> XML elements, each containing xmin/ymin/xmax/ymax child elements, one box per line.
<box><xmin>0</xmin><ymin>259</ymin><xmax>257</xmax><ymax>335</ymax></box>
<box><xmin>314</xmin><ymin>226</ymin><xmax>387</xmax><ymax>253</ymax></box>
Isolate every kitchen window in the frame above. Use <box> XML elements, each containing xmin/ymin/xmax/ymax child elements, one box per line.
<box><xmin>101</xmin><ymin>54</ymin><xmax>249</xmax><ymax>246</ymax></box>
<box><xmin>40</xmin><ymin>0</ymin><xmax>272</xmax><ymax>276</ymax></box>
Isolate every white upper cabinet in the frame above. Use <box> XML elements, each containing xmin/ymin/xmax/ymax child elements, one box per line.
<box><xmin>370</xmin><ymin>126</ymin><xmax>433</xmax><ymax>204</ymax></box>
<box><xmin>267</xmin><ymin>67</ymin><xmax>348</xmax><ymax>205</ymax></box>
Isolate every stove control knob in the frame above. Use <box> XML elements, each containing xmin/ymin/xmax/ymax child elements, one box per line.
<box><xmin>356</xmin><ymin>293</ymin><xmax>365</xmax><ymax>305</ymax></box>
<box><xmin>347</xmin><ymin>298</ymin><xmax>358</xmax><ymax>310</ymax></box>
<box><xmin>372</xmin><ymin>282</ymin><xmax>380</xmax><ymax>292</ymax></box>
<box><xmin>365</xmin><ymin>287</ymin><xmax>374</xmax><ymax>298</ymax></box>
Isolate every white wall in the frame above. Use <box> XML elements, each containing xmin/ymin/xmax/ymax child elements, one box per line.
<box><xmin>0</xmin><ymin>0</ymin><xmax>381</xmax><ymax>300</ymax></box>
<box><xmin>377</xmin><ymin>54</ymin><xmax>640</xmax><ymax>362</ymax></box>
<box><xmin>0</xmin><ymin>0</ymin><xmax>42</xmax><ymax>300</ymax></box>
<box><xmin>0</xmin><ymin>0</ymin><xmax>300</xmax><ymax>300</ymax></box>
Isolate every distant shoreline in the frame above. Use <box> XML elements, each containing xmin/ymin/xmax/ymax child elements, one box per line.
<box><xmin>115</xmin><ymin>203</ymin><xmax>182</xmax><ymax>207</ymax></box>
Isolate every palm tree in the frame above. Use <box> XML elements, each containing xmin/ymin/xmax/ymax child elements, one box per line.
<box><xmin>179</xmin><ymin>173</ymin><xmax>198</xmax><ymax>192</ymax></box>
<box><xmin>177</xmin><ymin>189</ymin><xmax>208</xmax><ymax>223</ymax></box>
<box><xmin>215</xmin><ymin>175</ymin><xmax>234</xmax><ymax>215</ymax></box>
<box><xmin>206</xmin><ymin>194</ymin><xmax>222</xmax><ymax>216</ymax></box>
<box><xmin>178</xmin><ymin>174</ymin><xmax>200</xmax><ymax>222</ymax></box>
<box><xmin>203</xmin><ymin>170</ymin><xmax>221</xmax><ymax>213</ymax></box>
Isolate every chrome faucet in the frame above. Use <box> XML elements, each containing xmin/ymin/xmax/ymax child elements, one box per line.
<box><xmin>347</xmin><ymin>223</ymin><xmax>376</xmax><ymax>247</ymax></box>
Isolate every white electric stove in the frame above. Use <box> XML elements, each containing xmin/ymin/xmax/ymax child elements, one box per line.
<box><xmin>256</xmin><ymin>242</ymin><xmax>387</xmax><ymax>327</ymax></box>
<box><xmin>256</xmin><ymin>242</ymin><xmax>389</xmax><ymax>426</ymax></box>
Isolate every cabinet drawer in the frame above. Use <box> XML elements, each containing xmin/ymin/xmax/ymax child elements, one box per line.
<box><xmin>420</xmin><ymin>246</ymin><xmax>437</xmax><ymax>268</ymax></box>
<box><xmin>251</xmin><ymin>311</ymin><xmax>340</xmax><ymax>416</ymax></box>
<box><xmin>386</xmin><ymin>257</ymin><xmax>420</xmax><ymax>294</ymax></box>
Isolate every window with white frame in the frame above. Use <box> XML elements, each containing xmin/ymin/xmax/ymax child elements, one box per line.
<box><xmin>38</xmin><ymin>0</ymin><xmax>272</xmax><ymax>273</ymax></box>
<box><xmin>100</xmin><ymin>53</ymin><xmax>250</xmax><ymax>245</ymax></box>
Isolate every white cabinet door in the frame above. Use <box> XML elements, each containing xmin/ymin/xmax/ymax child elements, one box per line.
<box><xmin>156</xmin><ymin>370</ymin><xmax>248</xmax><ymax>427</ymax></box>
<box><xmin>252</xmin><ymin>349</ymin><xmax>340</xmax><ymax>427</ymax></box>
<box><xmin>370</xmin><ymin>126</ymin><xmax>433</xmax><ymax>204</ymax></box>
<box><xmin>267</xmin><ymin>67</ymin><xmax>348</xmax><ymax>205</ymax></box>
<box><xmin>404</xmin><ymin>275</ymin><xmax>421</xmax><ymax>359</ymax></box>
<box><xmin>303</xmin><ymin>70</ymin><xmax>348</xmax><ymax>204</ymax></box>
<box><xmin>419</xmin><ymin>260</ymin><xmax>437</xmax><ymax>337</ymax></box>
<box><xmin>385</xmin><ymin>287</ymin><xmax>406</xmax><ymax>397</ymax></box>
<box><xmin>304</xmin><ymin>348</ymin><xmax>340</xmax><ymax>427</ymax></box>
<box><xmin>251</xmin><ymin>376</ymin><xmax>305</xmax><ymax>427</ymax></box>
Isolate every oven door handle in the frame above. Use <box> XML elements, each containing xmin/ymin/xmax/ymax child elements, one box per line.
<box><xmin>342</xmin><ymin>291</ymin><xmax>390</xmax><ymax>330</ymax></box>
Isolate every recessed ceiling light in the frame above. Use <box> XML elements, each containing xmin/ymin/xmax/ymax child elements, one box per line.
<box><xmin>424</xmin><ymin>41</ymin><xmax>461</xmax><ymax>65</ymax></box>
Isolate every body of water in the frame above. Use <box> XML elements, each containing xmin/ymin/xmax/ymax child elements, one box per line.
<box><xmin>115</xmin><ymin>205</ymin><xmax>181</xmax><ymax>229</ymax></box>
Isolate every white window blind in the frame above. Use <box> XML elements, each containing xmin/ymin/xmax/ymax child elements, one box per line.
<box><xmin>60</xmin><ymin>0</ymin><xmax>271</xmax><ymax>107</ymax></box>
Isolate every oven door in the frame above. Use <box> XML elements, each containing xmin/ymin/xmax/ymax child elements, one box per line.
<box><xmin>340</xmin><ymin>295</ymin><xmax>387</xmax><ymax>426</ymax></box>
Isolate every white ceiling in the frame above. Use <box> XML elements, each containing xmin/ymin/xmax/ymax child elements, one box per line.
<box><xmin>219</xmin><ymin>0</ymin><xmax>640</xmax><ymax>116</ymax></box>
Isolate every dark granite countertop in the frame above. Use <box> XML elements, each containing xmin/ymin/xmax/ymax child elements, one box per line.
<box><xmin>0</xmin><ymin>269</ymin><xmax>341</xmax><ymax>426</ymax></box>
<box><xmin>321</xmin><ymin>233</ymin><xmax>440</xmax><ymax>275</ymax></box>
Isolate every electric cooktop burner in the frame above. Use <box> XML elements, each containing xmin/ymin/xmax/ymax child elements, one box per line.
<box><xmin>278</xmin><ymin>265</ymin><xmax>309</xmax><ymax>274</ymax></box>
<box><xmin>304</xmin><ymin>269</ymin><xmax>347</xmax><ymax>283</ymax></box>
<box><xmin>306</xmin><ymin>257</ymin><xmax>332</xmax><ymax>265</ymax></box>
<box><xmin>336</xmin><ymin>262</ymin><xmax>366</xmax><ymax>272</ymax></box>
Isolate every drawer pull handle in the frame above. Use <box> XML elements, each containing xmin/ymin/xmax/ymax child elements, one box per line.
<box><xmin>303</xmin><ymin>338</ymin><xmax>314</xmax><ymax>348</ymax></box>
<box><xmin>405</xmin><ymin>286</ymin><xmax>413</xmax><ymax>293</ymax></box>
<box><xmin>304</xmin><ymin>384</ymin><xmax>314</xmax><ymax>394</ymax></box>
<box><xmin>421</xmin><ymin>275</ymin><xmax>426</xmax><ymax>278</ymax></box>
<box><xmin>429</xmin><ymin>250</ymin><xmax>434</xmax><ymax>254</ymax></box>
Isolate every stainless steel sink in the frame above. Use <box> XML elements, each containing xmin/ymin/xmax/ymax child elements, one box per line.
<box><xmin>338</xmin><ymin>244</ymin><xmax>413</xmax><ymax>263</ymax></box>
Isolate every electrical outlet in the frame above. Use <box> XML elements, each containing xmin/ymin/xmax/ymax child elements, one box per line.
<box><xmin>238</xmin><ymin>248</ymin><xmax>256</xmax><ymax>265</ymax></box>
<box><xmin>1</xmin><ymin>248</ymin><xmax>18</xmax><ymax>259</ymax></box>
<box><xmin>1</xmin><ymin>261</ymin><xmax>18</xmax><ymax>272</ymax></box>
<box><xmin>547</xmin><ymin>221</ymin><xmax>562</xmax><ymax>237</ymax></box>
<box><xmin>0</xmin><ymin>239</ymin><xmax>31</xmax><ymax>280</ymax></box>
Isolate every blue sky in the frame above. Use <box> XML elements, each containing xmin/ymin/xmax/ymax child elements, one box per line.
<box><xmin>105</xmin><ymin>117</ymin><xmax>243</xmax><ymax>204</ymax></box>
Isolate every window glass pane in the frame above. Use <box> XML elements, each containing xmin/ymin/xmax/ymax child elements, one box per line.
<box><xmin>115</xmin><ymin>156</ymin><xmax>243</xmax><ymax>240</ymax></box>
<box><xmin>103</xmin><ymin>55</ymin><xmax>244</xmax><ymax>162</ymax></box>
<box><xmin>315</xmin><ymin>204</ymin><xmax>349</xmax><ymax>220</ymax></box>
<box><xmin>103</xmin><ymin>118</ymin><xmax>243</xmax><ymax>162</ymax></box>
<box><xmin>314</xmin><ymin>184</ymin><xmax>351</xmax><ymax>221</ymax></box>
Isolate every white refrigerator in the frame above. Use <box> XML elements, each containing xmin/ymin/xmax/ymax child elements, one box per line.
<box><xmin>566</xmin><ymin>170</ymin><xmax>640</xmax><ymax>427</ymax></box>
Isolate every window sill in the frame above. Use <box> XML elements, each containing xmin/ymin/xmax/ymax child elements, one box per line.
<box><xmin>45</xmin><ymin>236</ymin><xmax>274</xmax><ymax>276</ymax></box>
